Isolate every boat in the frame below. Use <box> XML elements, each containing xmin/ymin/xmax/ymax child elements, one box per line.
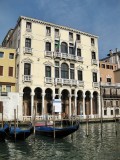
<box><xmin>35</xmin><ymin>121</ymin><xmax>53</xmax><ymax>127</ymax></box>
<box><xmin>35</xmin><ymin>123</ymin><xmax>79</xmax><ymax>138</ymax></box>
<box><xmin>0</xmin><ymin>123</ymin><xmax>9</xmax><ymax>142</ymax></box>
<box><xmin>8</xmin><ymin>125</ymin><xmax>34</xmax><ymax>141</ymax></box>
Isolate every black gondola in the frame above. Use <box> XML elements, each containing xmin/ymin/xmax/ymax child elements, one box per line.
<box><xmin>8</xmin><ymin>125</ymin><xmax>33</xmax><ymax>141</ymax></box>
<box><xmin>35</xmin><ymin>123</ymin><xmax>79</xmax><ymax>138</ymax></box>
<box><xmin>0</xmin><ymin>123</ymin><xmax>9</xmax><ymax>142</ymax></box>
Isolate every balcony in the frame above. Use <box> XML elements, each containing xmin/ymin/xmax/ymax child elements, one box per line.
<box><xmin>103</xmin><ymin>94</ymin><xmax>120</xmax><ymax>98</ymax></box>
<box><xmin>54</xmin><ymin>52</ymin><xmax>83</xmax><ymax>62</ymax></box>
<box><xmin>101</xmin><ymin>82</ymin><xmax>120</xmax><ymax>87</ymax></box>
<box><xmin>91</xmin><ymin>59</ymin><xmax>98</xmax><ymax>65</ymax></box>
<box><xmin>93</xmin><ymin>82</ymin><xmax>99</xmax><ymax>88</ymax></box>
<box><xmin>78</xmin><ymin>81</ymin><xmax>84</xmax><ymax>87</ymax></box>
<box><xmin>26</xmin><ymin>28</ymin><xmax>32</xmax><ymax>32</ymax></box>
<box><xmin>45</xmin><ymin>51</ymin><xmax>53</xmax><ymax>57</ymax></box>
<box><xmin>24</xmin><ymin>47</ymin><xmax>32</xmax><ymax>54</ymax></box>
<box><xmin>45</xmin><ymin>77</ymin><xmax>53</xmax><ymax>84</ymax></box>
<box><xmin>23</xmin><ymin>75</ymin><xmax>32</xmax><ymax>82</ymax></box>
<box><xmin>55</xmin><ymin>34</ymin><xmax>60</xmax><ymax>39</ymax></box>
<box><xmin>77</xmin><ymin>56</ymin><xmax>83</xmax><ymax>62</ymax></box>
<box><xmin>54</xmin><ymin>78</ymin><xmax>84</xmax><ymax>87</ymax></box>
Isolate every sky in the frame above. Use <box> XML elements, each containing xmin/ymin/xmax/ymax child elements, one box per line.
<box><xmin>0</xmin><ymin>0</ymin><xmax>120</xmax><ymax>59</ymax></box>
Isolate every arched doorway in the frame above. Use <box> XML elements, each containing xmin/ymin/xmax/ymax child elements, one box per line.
<box><xmin>93</xmin><ymin>91</ymin><xmax>98</xmax><ymax>114</ymax></box>
<box><xmin>45</xmin><ymin>88</ymin><xmax>53</xmax><ymax>114</ymax></box>
<box><xmin>85</xmin><ymin>91</ymin><xmax>91</xmax><ymax>115</ymax></box>
<box><xmin>77</xmin><ymin>90</ymin><xmax>83</xmax><ymax>115</ymax></box>
<box><xmin>61</xmin><ymin>89</ymin><xmax>69</xmax><ymax>118</ymax></box>
<box><xmin>34</xmin><ymin>87</ymin><xmax>42</xmax><ymax>115</ymax></box>
<box><xmin>23</xmin><ymin>87</ymin><xmax>31</xmax><ymax>116</ymax></box>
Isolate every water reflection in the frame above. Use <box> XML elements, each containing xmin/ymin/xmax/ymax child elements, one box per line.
<box><xmin>0</xmin><ymin>122</ymin><xmax>120</xmax><ymax>160</ymax></box>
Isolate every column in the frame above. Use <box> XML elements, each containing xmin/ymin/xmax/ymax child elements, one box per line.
<box><xmin>31</xmin><ymin>92</ymin><xmax>34</xmax><ymax>116</ymax></box>
<box><xmin>83</xmin><ymin>92</ymin><xmax>85</xmax><ymax>117</ymax></box>
<box><xmin>74</xmin><ymin>95</ymin><xmax>77</xmax><ymax>116</ymax></box>
<box><xmin>69</xmin><ymin>94</ymin><xmax>71</xmax><ymax>117</ymax></box>
<box><xmin>98</xmin><ymin>94</ymin><xmax>102</xmax><ymax>118</ymax></box>
<box><xmin>42</xmin><ymin>93</ymin><xmax>45</xmax><ymax>116</ymax></box>
<box><xmin>19</xmin><ymin>92</ymin><xmax>23</xmax><ymax>121</ymax></box>
<box><xmin>90</xmin><ymin>94</ymin><xmax>93</xmax><ymax>118</ymax></box>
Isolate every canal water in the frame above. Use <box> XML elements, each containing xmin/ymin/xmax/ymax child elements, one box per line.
<box><xmin>0</xmin><ymin>122</ymin><xmax>120</xmax><ymax>160</ymax></box>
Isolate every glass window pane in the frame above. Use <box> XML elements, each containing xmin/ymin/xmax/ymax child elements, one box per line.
<box><xmin>6</xmin><ymin>86</ymin><xmax>11</xmax><ymax>92</ymax></box>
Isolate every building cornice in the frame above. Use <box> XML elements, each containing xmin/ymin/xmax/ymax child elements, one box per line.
<box><xmin>19</xmin><ymin>16</ymin><xmax>98</xmax><ymax>38</ymax></box>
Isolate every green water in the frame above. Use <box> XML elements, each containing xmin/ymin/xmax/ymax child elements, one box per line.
<box><xmin>0</xmin><ymin>122</ymin><xmax>120</xmax><ymax>160</ymax></box>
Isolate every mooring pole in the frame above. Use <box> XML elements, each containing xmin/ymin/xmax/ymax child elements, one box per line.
<box><xmin>2</xmin><ymin>106</ymin><xmax>3</xmax><ymax>128</ymax></box>
<box><xmin>53</xmin><ymin>106</ymin><xmax>55</xmax><ymax>139</ymax></box>
<box><xmin>100</xmin><ymin>81</ymin><xmax>103</xmax><ymax>138</ymax></box>
<box><xmin>114</xmin><ymin>106</ymin><xmax>117</xmax><ymax>136</ymax></box>
<box><xmin>17</xmin><ymin>105</ymin><xmax>18</xmax><ymax>127</ymax></box>
<box><xmin>86</xmin><ymin>114</ymin><xmax>89</xmax><ymax>137</ymax></box>
<box><xmin>14</xmin><ymin>109</ymin><xmax>16</xmax><ymax>142</ymax></box>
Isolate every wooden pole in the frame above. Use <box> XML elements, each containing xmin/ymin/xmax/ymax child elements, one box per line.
<box><xmin>33</xmin><ymin>105</ymin><xmax>36</xmax><ymax>135</ymax></box>
<box><xmin>14</xmin><ymin>109</ymin><xmax>16</xmax><ymax>141</ymax></box>
<box><xmin>17</xmin><ymin>105</ymin><xmax>18</xmax><ymax>127</ymax></box>
<box><xmin>114</xmin><ymin>106</ymin><xmax>117</xmax><ymax>136</ymax></box>
<box><xmin>53</xmin><ymin>106</ymin><xmax>55</xmax><ymax>139</ymax></box>
<box><xmin>100</xmin><ymin>81</ymin><xmax>103</xmax><ymax>138</ymax></box>
<box><xmin>85</xmin><ymin>103</ymin><xmax>89</xmax><ymax>137</ymax></box>
<box><xmin>86</xmin><ymin>114</ymin><xmax>89</xmax><ymax>137</ymax></box>
<box><xmin>1</xmin><ymin>106</ymin><xmax>3</xmax><ymax>127</ymax></box>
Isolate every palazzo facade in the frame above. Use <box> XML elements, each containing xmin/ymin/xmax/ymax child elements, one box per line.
<box><xmin>2</xmin><ymin>16</ymin><xmax>100</xmax><ymax>120</ymax></box>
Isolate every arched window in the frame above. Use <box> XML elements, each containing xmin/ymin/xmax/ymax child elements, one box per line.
<box><xmin>61</xmin><ymin>63</ymin><xmax>69</xmax><ymax>79</ymax></box>
<box><xmin>61</xmin><ymin>42</ymin><xmax>68</xmax><ymax>53</ymax></box>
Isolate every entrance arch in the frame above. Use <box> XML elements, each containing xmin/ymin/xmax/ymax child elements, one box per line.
<box><xmin>34</xmin><ymin>87</ymin><xmax>42</xmax><ymax>115</ymax></box>
<box><xmin>93</xmin><ymin>91</ymin><xmax>98</xmax><ymax>114</ymax></box>
<box><xmin>23</xmin><ymin>87</ymin><xmax>31</xmax><ymax>116</ymax></box>
<box><xmin>77</xmin><ymin>90</ymin><xmax>83</xmax><ymax>115</ymax></box>
<box><xmin>61</xmin><ymin>89</ymin><xmax>69</xmax><ymax>118</ymax></box>
<box><xmin>85</xmin><ymin>91</ymin><xmax>91</xmax><ymax>115</ymax></box>
<box><xmin>45</xmin><ymin>88</ymin><xmax>53</xmax><ymax>114</ymax></box>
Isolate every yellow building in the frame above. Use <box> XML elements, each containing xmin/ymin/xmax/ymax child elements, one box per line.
<box><xmin>0</xmin><ymin>47</ymin><xmax>16</xmax><ymax>93</ymax></box>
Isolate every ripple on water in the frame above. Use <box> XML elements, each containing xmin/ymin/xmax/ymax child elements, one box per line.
<box><xmin>0</xmin><ymin>122</ymin><xmax>120</xmax><ymax>160</ymax></box>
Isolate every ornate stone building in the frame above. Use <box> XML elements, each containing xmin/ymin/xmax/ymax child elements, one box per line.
<box><xmin>2</xmin><ymin>16</ymin><xmax>100</xmax><ymax>120</ymax></box>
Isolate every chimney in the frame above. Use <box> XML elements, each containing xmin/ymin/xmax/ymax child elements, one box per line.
<box><xmin>109</xmin><ymin>50</ymin><xmax>113</xmax><ymax>56</ymax></box>
<box><xmin>116</xmin><ymin>48</ymin><xmax>118</xmax><ymax>53</ymax></box>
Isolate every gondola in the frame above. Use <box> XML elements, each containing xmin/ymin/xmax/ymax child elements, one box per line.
<box><xmin>8</xmin><ymin>125</ymin><xmax>34</xmax><ymax>141</ymax></box>
<box><xmin>35</xmin><ymin>123</ymin><xmax>79</xmax><ymax>138</ymax></box>
<box><xmin>0</xmin><ymin>123</ymin><xmax>9</xmax><ymax>142</ymax></box>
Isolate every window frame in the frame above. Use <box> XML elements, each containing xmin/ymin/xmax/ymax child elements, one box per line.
<box><xmin>45</xmin><ymin>66</ymin><xmax>51</xmax><ymax>77</ymax></box>
<box><xmin>0</xmin><ymin>52</ymin><xmax>4</xmax><ymax>58</ymax></box>
<box><xmin>93</xmin><ymin>72</ymin><xmax>97</xmax><ymax>82</ymax></box>
<box><xmin>9</xmin><ymin>53</ymin><xmax>14</xmax><ymax>59</ymax></box>
<box><xmin>78</xmin><ymin>70</ymin><xmax>83</xmax><ymax>81</ymax></box>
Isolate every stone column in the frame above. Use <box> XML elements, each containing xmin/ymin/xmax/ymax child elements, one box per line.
<box><xmin>83</xmin><ymin>92</ymin><xmax>85</xmax><ymax>117</ymax></box>
<box><xmin>19</xmin><ymin>92</ymin><xmax>23</xmax><ymax>121</ymax></box>
<box><xmin>90</xmin><ymin>94</ymin><xmax>93</xmax><ymax>118</ymax></box>
<box><xmin>98</xmin><ymin>94</ymin><xmax>102</xmax><ymax>118</ymax></box>
<box><xmin>31</xmin><ymin>92</ymin><xmax>35</xmax><ymax>116</ymax></box>
<box><xmin>74</xmin><ymin>95</ymin><xmax>77</xmax><ymax>116</ymax></box>
<box><xmin>42</xmin><ymin>93</ymin><xmax>45</xmax><ymax>116</ymax></box>
<box><xmin>69</xmin><ymin>94</ymin><xmax>72</xmax><ymax>117</ymax></box>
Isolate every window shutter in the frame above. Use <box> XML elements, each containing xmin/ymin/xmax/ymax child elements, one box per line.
<box><xmin>0</xmin><ymin>101</ymin><xmax>3</xmax><ymax>113</ymax></box>
<box><xmin>9</xmin><ymin>67</ymin><xmax>13</xmax><ymax>76</ymax></box>
<box><xmin>0</xmin><ymin>66</ymin><xmax>3</xmax><ymax>76</ymax></box>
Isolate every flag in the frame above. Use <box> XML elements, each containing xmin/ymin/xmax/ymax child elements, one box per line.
<box><xmin>74</xmin><ymin>41</ymin><xmax>76</xmax><ymax>55</ymax></box>
<box><xmin>55</xmin><ymin>40</ymin><xmax>60</xmax><ymax>52</ymax></box>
